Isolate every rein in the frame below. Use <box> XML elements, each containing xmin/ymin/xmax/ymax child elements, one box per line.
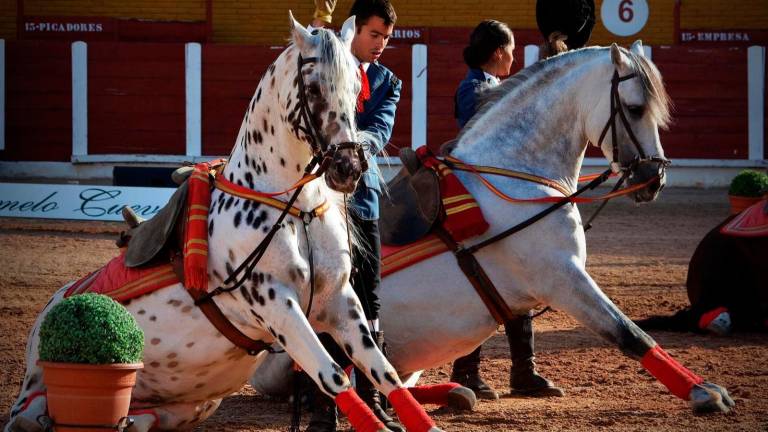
<box><xmin>189</xmin><ymin>53</ymin><xmax>363</xmax><ymax>355</ymax></box>
<box><xmin>437</xmin><ymin>68</ymin><xmax>669</xmax><ymax>325</ymax></box>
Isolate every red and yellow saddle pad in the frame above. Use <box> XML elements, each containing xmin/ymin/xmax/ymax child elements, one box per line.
<box><xmin>382</xmin><ymin>235</ymin><xmax>449</xmax><ymax>278</ymax></box>
<box><xmin>720</xmin><ymin>199</ymin><xmax>768</xmax><ymax>237</ymax></box>
<box><xmin>65</xmin><ymin>252</ymin><xmax>180</xmax><ymax>302</ymax></box>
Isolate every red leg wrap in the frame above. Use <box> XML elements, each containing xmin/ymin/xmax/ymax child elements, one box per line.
<box><xmin>388</xmin><ymin>387</ymin><xmax>436</xmax><ymax>432</ymax></box>
<box><xmin>641</xmin><ymin>345</ymin><xmax>704</xmax><ymax>400</ymax></box>
<box><xmin>407</xmin><ymin>383</ymin><xmax>462</xmax><ymax>406</ymax></box>
<box><xmin>335</xmin><ymin>389</ymin><xmax>386</xmax><ymax>432</ymax></box>
<box><xmin>698</xmin><ymin>306</ymin><xmax>728</xmax><ymax>329</ymax></box>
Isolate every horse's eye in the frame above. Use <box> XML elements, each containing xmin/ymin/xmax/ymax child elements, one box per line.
<box><xmin>308</xmin><ymin>83</ymin><xmax>322</xmax><ymax>98</ymax></box>
<box><xmin>627</xmin><ymin>105</ymin><xmax>645</xmax><ymax>118</ymax></box>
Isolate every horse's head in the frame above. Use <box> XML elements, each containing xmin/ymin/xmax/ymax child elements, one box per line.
<box><xmin>589</xmin><ymin>41</ymin><xmax>672</xmax><ymax>203</ymax></box>
<box><xmin>288</xmin><ymin>13</ymin><xmax>364</xmax><ymax>193</ymax></box>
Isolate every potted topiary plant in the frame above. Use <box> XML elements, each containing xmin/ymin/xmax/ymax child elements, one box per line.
<box><xmin>728</xmin><ymin>169</ymin><xmax>768</xmax><ymax>214</ymax></box>
<box><xmin>38</xmin><ymin>293</ymin><xmax>144</xmax><ymax>432</ymax></box>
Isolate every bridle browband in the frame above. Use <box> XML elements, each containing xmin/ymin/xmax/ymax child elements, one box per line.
<box><xmin>294</xmin><ymin>53</ymin><xmax>368</xmax><ymax>173</ymax></box>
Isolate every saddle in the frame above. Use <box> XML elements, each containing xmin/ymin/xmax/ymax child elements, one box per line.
<box><xmin>122</xmin><ymin>178</ymin><xmax>189</xmax><ymax>268</ymax></box>
<box><xmin>380</xmin><ymin>148</ymin><xmax>441</xmax><ymax>245</ymax></box>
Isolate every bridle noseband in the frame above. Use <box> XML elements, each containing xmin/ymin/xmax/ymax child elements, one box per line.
<box><xmin>597</xmin><ymin>70</ymin><xmax>670</xmax><ymax>175</ymax></box>
<box><xmin>294</xmin><ymin>54</ymin><xmax>368</xmax><ymax>174</ymax></box>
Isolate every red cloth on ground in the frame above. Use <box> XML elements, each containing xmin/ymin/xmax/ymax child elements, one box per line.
<box><xmin>720</xmin><ymin>199</ymin><xmax>768</xmax><ymax>237</ymax></box>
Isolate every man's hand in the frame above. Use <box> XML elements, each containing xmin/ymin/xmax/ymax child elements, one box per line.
<box><xmin>313</xmin><ymin>0</ymin><xmax>337</xmax><ymax>27</ymax></box>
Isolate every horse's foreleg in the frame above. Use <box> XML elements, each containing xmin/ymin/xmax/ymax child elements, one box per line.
<box><xmin>544</xmin><ymin>263</ymin><xmax>734</xmax><ymax>413</ymax></box>
<box><xmin>256</xmin><ymin>283</ymin><xmax>387</xmax><ymax>432</ymax></box>
<box><xmin>321</xmin><ymin>285</ymin><xmax>443</xmax><ymax>432</ymax></box>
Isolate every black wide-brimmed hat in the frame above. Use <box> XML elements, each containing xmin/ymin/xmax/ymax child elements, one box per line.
<box><xmin>536</xmin><ymin>0</ymin><xmax>596</xmax><ymax>50</ymax></box>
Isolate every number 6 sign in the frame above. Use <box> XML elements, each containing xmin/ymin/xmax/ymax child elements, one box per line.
<box><xmin>601</xmin><ymin>0</ymin><xmax>649</xmax><ymax>37</ymax></box>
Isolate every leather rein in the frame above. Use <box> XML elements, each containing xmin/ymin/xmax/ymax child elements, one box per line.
<box><xmin>188</xmin><ymin>54</ymin><xmax>365</xmax><ymax>355</ymax></box>
<box><xmin>437</xmin><ymin>69</ymin><xmax>670</xmax><ymax>325</ymax></box>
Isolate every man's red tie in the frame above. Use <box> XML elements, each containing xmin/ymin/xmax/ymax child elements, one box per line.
<box><xmin>357</xmin><ymin>64</ymin><xmax>371</xmax><ymax>113</ymax></box>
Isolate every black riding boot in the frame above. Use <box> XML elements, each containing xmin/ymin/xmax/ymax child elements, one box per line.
<box><xmin>305</xmin><ymin>387</ymin><xmax>337</xmax><ymax>432</ymax></box>
<box><xmin>506</xmin><ymin>314</ymin><xmax>564</xmax><ymax>397</ymax></box>
<box><xmin>356</xmin><ymin>331</ymin><xmax>405</xmax><ymax>432</ymax></box>
<box><xmin>450</xmin><ymin>346</ymin><xmax>499</xmax><ymax>400</ymax></box>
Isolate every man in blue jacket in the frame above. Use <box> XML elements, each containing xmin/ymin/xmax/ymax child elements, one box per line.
<box><xmin>310</xmin><ymin>1</ymin><xmax>402</xmax><ymax>430</ymax></box>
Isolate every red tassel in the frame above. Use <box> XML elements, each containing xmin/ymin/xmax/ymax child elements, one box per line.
<box><xmin>388</xmin><ymin>387</ymin><xmax>436</xmax><ymax>432</ymax></box>
<box><xmin>184</xmin><ymin>163</ymin><xmax>212</xmax><ymax>291</ymax></box>
<box><xmin>641</xmin><ymin>345</ymin><xmax>703</xmax><ymax>400</ymax></box>
<box><xmin>335</xmin><ymin>389</ymin><xmax>385</xmax><ymax>432</ymax></box>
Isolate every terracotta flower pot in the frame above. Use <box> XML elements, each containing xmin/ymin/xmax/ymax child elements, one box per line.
<box><xmin>728</xmin><ymin>194</ymin><xmax>762</xmax><ymax>215</ymax></box>
<box><xmin>39</xmin><ymin>361</ymin><xmax>142</xmax><ymax>432</ymax></box>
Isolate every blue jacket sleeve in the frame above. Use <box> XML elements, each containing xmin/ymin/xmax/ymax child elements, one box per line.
<box><xmin>455</xmin><ymin>78</ymin><xmax>482</xmax><ymax>129</ymax></box>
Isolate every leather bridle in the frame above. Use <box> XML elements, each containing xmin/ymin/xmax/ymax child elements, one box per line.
<box><xmin>597</xmin><ymin>70</ymin><xmax>670</xmax><ymax>176</ymax></box>
<box><xmin>188</xmin><ymin>53</ymin><xmax>369</xmax><ymax>356</ymax></box>
<box><xmin>437</xmin><ymin>68</ymin><xmax>673</xmax><ymax>325</ymax></box>
<box><xmin>294</xmin><ymin>54</ymin><xmax>368</xmax><ymax>174</ymax></box>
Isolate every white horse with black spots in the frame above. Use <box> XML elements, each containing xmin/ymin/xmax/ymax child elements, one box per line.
<box><xmin>252</xmin><ymin>42</ymin><xmax>735</xmax><ymax>415</ymax></box>
<box><xmin>7</xmin><ymin>14</ymin><xmax>443</xmax><ymax>432</ymax></box>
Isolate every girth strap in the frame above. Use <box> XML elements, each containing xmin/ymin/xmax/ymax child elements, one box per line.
<box><xmin>433</xmin><ymin>227</ymin><xmax>517</xmax><ymax>324</ymax></box>
<box><xmin>170</xmin><ymin>255</ymin><xmax>271</xmax><ymax>356</ymax></box>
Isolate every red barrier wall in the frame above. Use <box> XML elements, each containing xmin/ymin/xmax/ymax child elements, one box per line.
<box><xmin>201</xmin><ymin>45</ymin><xmax>281</xmax><ymax>156</ymax></box>
<box><xmin>0</xmin><ymin>42</ymin><xmax>760</xmax><ymax>164</ymax></box>
<box><xmin>655</xmin><ymin>46</ymin><xmax>749</xmax><ymax>159</ymax></box>
<box><xmin>2</xmin><ymin>41</ymin><xmax>71</xmax><ymax>162</ymax></box>
<box><xmin>87</xmin><ymin>42</ymin><xmax>186</xmax><ymax>155</ymax></box>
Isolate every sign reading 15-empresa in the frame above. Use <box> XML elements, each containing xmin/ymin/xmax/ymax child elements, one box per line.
<box><xmin>0</xmin><ymin>183</ymin><xmax>175</xmax><ymax>222</ymax></box>
<box><xmin>601</xmin><ymin>0</ymin><xmax>649</xmax><ymax>37</ymax></box>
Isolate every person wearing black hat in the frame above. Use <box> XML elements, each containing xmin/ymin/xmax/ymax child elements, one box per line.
<box><xmin>536</xmin><ymin>0</ymin><xmax>596</xmax><ymax>58</ymax></box>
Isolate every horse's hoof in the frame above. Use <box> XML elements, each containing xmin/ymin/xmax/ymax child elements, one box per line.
<box><xmin>689</xmin><ymin>382</ymin><xmax>735</xmax><ymax>414</ymax></box>
<box><xmin>446</xmin><ymin>386</ymin><xmax>477</xmax><ymax>411</ymax></box>
<box><xmin>7</xmin><ymin>416</ymin><xmax>44</xmax><ymax>432</ymax></box>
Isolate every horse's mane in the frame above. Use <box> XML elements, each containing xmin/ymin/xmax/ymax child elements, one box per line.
<box><xmin>458</xmin><ymin>46</ymin><xmax>671</xmax><ymax>141</ymax></box>
<box><xmin>312</xmin><ymin>29</ymin><xmax>360</xmax><ymax>117</ymax></box>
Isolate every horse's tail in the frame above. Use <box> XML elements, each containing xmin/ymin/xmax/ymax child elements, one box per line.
<box><xmin>634</xmin><ymin>308</ymin><xmax>695</xmax><ymax>332</ymax></box>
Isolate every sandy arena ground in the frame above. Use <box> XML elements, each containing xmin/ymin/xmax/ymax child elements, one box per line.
<box><xmin>1</xmin><ymin>187</ymin><xmax>766</xmax><ymax>431</ymax></box>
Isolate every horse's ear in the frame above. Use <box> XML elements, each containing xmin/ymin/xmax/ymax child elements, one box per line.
<box><xmin>288</xmin><ymin>10</ymin><xmax>313</xmax><ymax>51</ymax></box>
<box><xmin>339</xmin><ymin>15</ymin><xmax>356</xmax><ymax>48</ymax></box>
<box><xmin>610</xmin><ymin>43</ymin><xmax>626</xmax><ymax>67</ymax></box>
<box><xmin>630</xmin><ymin>40</ymin><xmax>645</xmax><ymax>57</ymax></box>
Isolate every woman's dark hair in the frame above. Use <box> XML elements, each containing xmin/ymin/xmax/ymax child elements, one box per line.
<box><xmin>349</xmin><ymin>0</ymin><xmax>397</xmax><ymax>28</ymax></box>
<box><xmin>463</xmin><ymin>20</ymin><xmax>513</xmax><ymax>69</ymax></box>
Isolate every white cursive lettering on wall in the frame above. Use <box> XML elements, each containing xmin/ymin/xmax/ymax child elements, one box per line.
<box><xmin>0</xmin><ymin>183</ymin><xmax>174</xmax><ymax>222</ymax></box>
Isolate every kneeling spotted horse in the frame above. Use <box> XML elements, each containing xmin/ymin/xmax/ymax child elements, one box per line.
<box><xmin>253</xmin><ymin>41</ymin><xmax>735</xmax><ymax>416</ymax></box>
<box><xmin>6</xmin><ymin>14</ymin><xmax>466</xmax><ymax>432</ymax></box>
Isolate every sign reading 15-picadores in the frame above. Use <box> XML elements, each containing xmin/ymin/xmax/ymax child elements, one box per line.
<box><xmin>601</xmin><ymin>0</ymin><xmax>649</xmax><ymax>37</ymax></box>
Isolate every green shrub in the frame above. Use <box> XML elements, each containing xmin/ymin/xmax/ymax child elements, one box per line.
<box><xmin>39</xmin><ymin>293</ymin><xmax>144</xmax><ymax>364</ymax></box>
<box><xmin>728</xmin><ymin>170</ymin><xmax>768</xmax><ymax>197</ymax></box>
